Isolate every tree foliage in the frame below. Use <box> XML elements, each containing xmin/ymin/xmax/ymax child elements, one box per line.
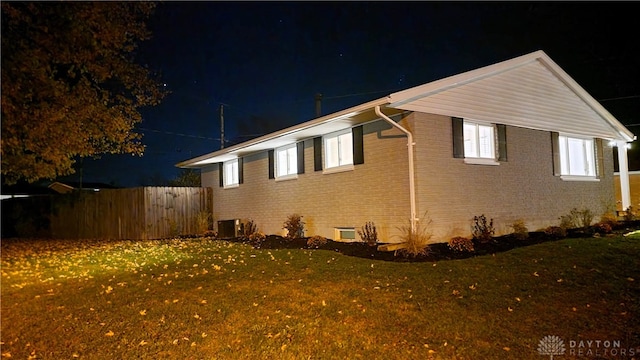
<box><xmin>1</xmin><ymin>2</ymin><xmax>167</xmax><ymax>184</ymax></box>
<box><xmin>168</xmin><ymin>169</ymin><xmax>201</xmax><ymax>187</ymax></box>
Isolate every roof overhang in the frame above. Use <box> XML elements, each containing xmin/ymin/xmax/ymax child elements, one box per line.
<box><xmin>388</xmin><ymin>50</ymin><xmax>634</xmax><ymax>142</ymax></box>
<box><xmin>176</xmin><ymin>97</ymin><xmax>397</xmax><ymax>168</ymax></box>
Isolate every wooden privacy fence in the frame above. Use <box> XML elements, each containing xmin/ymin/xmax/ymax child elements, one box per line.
<box><xmin>49</xmin><ymin>187</ymin><xmax>213</xmax><ymax>240</ymax></box>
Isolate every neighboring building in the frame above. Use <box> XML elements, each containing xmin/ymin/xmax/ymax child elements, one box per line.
<box><xmin>177</xmin><ymin>50</ymin><xmax>634</xmax><ymax>243</ymax></box>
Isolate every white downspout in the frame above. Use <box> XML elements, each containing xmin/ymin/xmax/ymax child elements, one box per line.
<box><xmin>616</xmin><ymin>140</ymin><xmax>631</xmax><ymax>210</ymax></box>
<box><xmin>375</xmin><ymin>105</ymin><xmax>417</xmax><ymax>230</ymax></box>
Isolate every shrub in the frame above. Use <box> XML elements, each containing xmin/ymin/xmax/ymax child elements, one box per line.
<box><xmin>559</xmin><ymin>208</ymin><xmax>594</xmax><ymax>230</ymax></box>
<box><xmin>240</xmin><ymin>219</ymin><xmax>258</xmax><ymax>240</ymax></box>
<box><xmin>195</xmin><ymin>211</ymin><xmax>212</xmax><ymax>234</ymax></box>
<box><xmin>283</xmin><ymin>214</ymin><xmax>305</xmax><ymax>240</ymax></box>
<box><xmin>624</xmin><ymin>206</ymin><xmax>637</xmax><ymax>221</ymax></box>
<box><xmin>307</xmin><ymin>235</ymin><xmax>327</xmax><ymax>248</ymax></box>
<box><xmin>599</xmin><ymin>211</ymin><xmax>619</xmax><ymax>228</ymax></box>
<box><xmin>203</xmin><ymin>230</ymin><xmax>217</xmax><ymax>238</ymax></box>
<box><xmin>396</xmin><ymin>214</ymin><xmax>432</xmax><ymax>258</ymax></box>
<box><xmin>357</xmin><ymin>221</ymin><xmax>378</xmax><ymax>246</ymax></box>
<box><xmin>248</xmin><ymin>231</ymin><xmax>266</xmax><ymax>244</ymax></box>
<box><xmin>510</xmin><ymin>219</ymin><xmax>529</xmax><ymax>241</ymax></box>
<box><xmin>448</xmin><ymin>236</ymin><xmax>474</xmax><ymax>252</ymax></box>
<box><xmin>544</xmin><ymin>225</ymin><xmax>567</xmax><ymax>239</ymax></box>
<box><xmin>592</xmin><ymin>222</ymin><xmax>612</xmax><ymax>235</ymax></box>
<box><xmin>472</xmin><ymin>214</ymin><xmax>494</xmax><ymax>243</ymax></box>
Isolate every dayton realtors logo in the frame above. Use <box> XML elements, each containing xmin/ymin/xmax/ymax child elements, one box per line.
<box><xmin>538</xmin><ymin>335</ymin><xmax>638</xmax><ymax>358</ymax></box>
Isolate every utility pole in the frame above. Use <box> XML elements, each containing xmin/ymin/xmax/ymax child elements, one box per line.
<box><xmin>315</xmin><ymin>93</ymin><xmax>322</xmax><ymax>118</ymax></box>
<box><xmin>219</xmin><ymin>104</ymin><xmax>224</xmax><ymax>149</ymax></box>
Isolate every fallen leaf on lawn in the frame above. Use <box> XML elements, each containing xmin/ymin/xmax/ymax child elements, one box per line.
<box><xmin>627</xmin><ymin>277</ymin><xmax>635</xmax><ymax>281</ymax></box>
<box><xmin>508</xmin><ymin>307</ymin><xmax>514</xmax><ymax>312</ymax></box>
<box><xmin>105</xmin><ymin>330</ymin><xmax>114</xmax><ymax>337</ymax></box>
<box><xmin>533</xmin><ymin>272</ymin><xmax>539</xmax><ymax>277</ymax></box>
<box><xmin>503</xmin><ymin>347</ymin><xmax>510</xmax><ymax>351</ymax></box>
<box><xmin>139</xmin><ymin>309</ymin><xmax>147</xmax><ymax>316</ymax></box>
<box><xmin>139</xmin><ymin>340</ymin><xmax>148</xmax><ymax>346</ymax></box>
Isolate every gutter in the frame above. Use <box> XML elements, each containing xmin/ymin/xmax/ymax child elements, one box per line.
<box><xmin>374</xmin><ymin>105</ymin><xmax>417</xmax><ymax>231</ymax></box>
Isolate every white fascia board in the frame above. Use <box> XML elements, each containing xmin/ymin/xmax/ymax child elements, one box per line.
<box><xmin>176</xmin><ymin>97</ymin><xmax>390</xmax><ymax>168</ymax></box>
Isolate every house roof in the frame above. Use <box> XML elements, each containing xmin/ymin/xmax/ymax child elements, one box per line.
<box><xmin>177</xmin><ymin>50</ymin><xmax>634</xmax><ymax>168</ymax></box>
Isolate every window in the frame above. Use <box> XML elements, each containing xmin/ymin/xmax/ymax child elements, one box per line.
<box><xmin>334</xmin><ymin>227</ymin><xmax>356</xmax><ymax>241</ymax></box>
<box><xmin>223</xmin><ymin>159</ymin><xmax>239</xmax><ymax>187</ymax></box>
<box><xmin>324</xmin><ymin>130</ymin><xmax>353</xmax><ymax>169</ymax></box>
<box><xmin>464</xmin><ymin>122</ymin><xmax>495</xmax><ymax>159</ymax></box>
<box><xmin>275</xmin><ymin>144</ymin><xmax>297</xmax><ymax>178</ymax></box>
<box><xmin>558</xmin><ymin>135</ymin><xmax>595</xmax><ymax>177</ymax></box>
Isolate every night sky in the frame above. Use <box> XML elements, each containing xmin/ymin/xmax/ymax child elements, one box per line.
<box><xmin>59</xmin><ymin>2</ymin><xmax>640</xmax><ymax>187</ymax></box>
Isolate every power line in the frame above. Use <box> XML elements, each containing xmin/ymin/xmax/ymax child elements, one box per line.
<box><xmin>598</xmin><ymin>95</ymin><xmax>640</xmax><ymax>102</ymax></box>
<box><xmin>138</xmin><ymin>127</ymin><xmax>220</xmax><ymax>141</ymax></box>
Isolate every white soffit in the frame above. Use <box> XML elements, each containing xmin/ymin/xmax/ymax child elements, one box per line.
<box><xmin>176</xmin><ymin>97</ymin><xmax>394</xmax><ymax>168</ymax></box>
<box><xmin>388</xmin><ymin>50</ymin><xmax>634</xmax><ymax>141</ymax></box>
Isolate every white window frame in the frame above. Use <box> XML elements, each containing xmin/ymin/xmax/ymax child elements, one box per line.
<box><xmin>463</xmin><ymin>121</ymin><xmax>499</xmax><ymax>165</ymax></box>
<box><xmin>334</xmin><ymin>227</ymin><xmax>356</xmax><ymax>241</ymax></box>
<box><xmin>558</xmin><ymin>134</ymin><xmax>597</xmax><ymax>180</ymax></box>
<box><xmin>275</xmin><ymin>144</ymin><xmax>298</xmax><ymax>180</ymax></box>
<box><xmin>223</xmin><ymin>159</ymin><xmax>239</xmax><ymax>188</ymax></box>
<box><xmin>323</xmin><ymin>129</ymin><xmax>354</xmax><ymax>173</ymax></box>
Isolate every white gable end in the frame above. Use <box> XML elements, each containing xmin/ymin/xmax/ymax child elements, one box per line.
<box><xmin>389</xmin><ymin>52</ymin><xmax>633</xmax><ymax>141</ymax></box>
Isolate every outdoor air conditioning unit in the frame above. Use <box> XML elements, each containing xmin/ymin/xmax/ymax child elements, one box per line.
<box><xmin>217</xmin><ymin>219</ymin><xmax>243</xmax><ymax>238</ymax></box>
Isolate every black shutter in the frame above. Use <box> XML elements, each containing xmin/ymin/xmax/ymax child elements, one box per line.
<box><xmin>551</xmin><ymin>132</ymin><xmax>561</xmax><ymax>176</ymax></box>
<box><xmin>497</xmin><ymin>124</ymin><xmax>507</xmax><ymax>162</ymax></box>
<box><xmin>452</xmin><ymin>117</ymin><xmax>464</xmax><ymax>158</ymax></box>
<box><xmin>313</xmin><ymin>137</ymin><xmax>323</xmax><ymax>171</ymax></box>
<box><xmin>268</xmin><ymin>150</ymin><xmax>275</xmax><ymax>179</ymax></box>
<box><xmin>595</xmin><ymin>138</ymin><xmax>604</xmax><ymax>178</ymax></box>
<box><xmin>238</xmin><ymin>158</ymin><xmax>244</xmax><ymax>184</ymax></box>
<box><xmin>297</xmin><ymin>142</ymin><xmax>305</xmax><ymax>174</ymax></box>
<box><xmin>218</xmin><ymin>162</ymin><xmax>224</xmax><ymax>187</ymax></box>
<box><xmin>352</xmin><ymin>125</ymin><xmax>364</xmax><ymax>165</ymax></box>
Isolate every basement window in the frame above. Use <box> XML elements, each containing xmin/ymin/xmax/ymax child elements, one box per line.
<box><xmin>334</xmin><ymin>227</ymin><xmax>356</xmax><ymax>241</ymax></box>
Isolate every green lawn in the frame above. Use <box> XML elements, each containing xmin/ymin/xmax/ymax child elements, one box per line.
<box><xmin>1</xmin><ymin>235</ymin><xmax>639</xmax><ymax>359</ymax></box>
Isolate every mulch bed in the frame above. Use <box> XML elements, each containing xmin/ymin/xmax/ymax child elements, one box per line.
<box><xmin>223</xmin><ymin>225</ymin><xmax>636</xmax><ymax>263</ymax></box>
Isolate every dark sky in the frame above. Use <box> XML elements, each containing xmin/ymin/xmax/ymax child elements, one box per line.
<box><xmin>61</xmin><ymin>1</ymin><xmax>640</xmax><ymax>187</ymax></box>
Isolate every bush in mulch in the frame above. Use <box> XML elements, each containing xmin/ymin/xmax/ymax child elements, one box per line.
<box><xmin>220</xmin><ymin>220</ymin><xmax>640</xmax><ymax>263</ymax></box>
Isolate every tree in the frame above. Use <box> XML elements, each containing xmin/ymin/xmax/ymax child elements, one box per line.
<box><xmin>1</xmin><ymin>2</ymin><xmax>167</xmax><ymax>185</ymax></box>
<box><xmin>168</xmin><ymin>169</ymin><xmax>201</xmax><ymax>187</ymax></box>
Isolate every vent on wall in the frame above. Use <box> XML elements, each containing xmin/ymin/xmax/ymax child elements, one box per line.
<box><xmin>217</xmin><ymin>219</ymin><xmax>243</xmax><ymax>238</ymax></box>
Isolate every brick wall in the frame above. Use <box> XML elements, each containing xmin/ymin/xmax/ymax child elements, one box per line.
<box><xmin>411</xmin><ymin>112</ymin><xmax>615</xmax><ymax>241</ymax></box>
<box><xmin>201</xmin><ymin>111</ymin><xmax>616</xmax><ymax>243</ymax></box>
<box><xmin>201</xmin><ymin>119</ymin><xmax>412</xmax><ymax>242</ymax></box>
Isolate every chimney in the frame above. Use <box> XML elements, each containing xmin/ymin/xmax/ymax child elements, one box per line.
<box><xmin>315</xmin><ymin>93</ymin><xmax>322</xmax><ymax>117</ymax></box>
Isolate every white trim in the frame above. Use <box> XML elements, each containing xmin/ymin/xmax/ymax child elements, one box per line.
<box><xmin>322</xmin><ymin>164</ymin><xmax>355</xmax><ymax>175</ymax></box>
<box><xmin>560</xmin><ymin>175</ymin><xmax>599</xmax><ymax>182</ymax></box>
<box><xmin>275</xmin><ymin>174</ymin><xmax>298</xmax><ymax>182</ymax></box>
<box><xmin>614</xmin><ymin>170</ymin><xmax>640</xmax><ymax>176</ymax></box>
<box><xmin>464</xmin><ymin>158</ymin><xmax>500</xmax><ymax>166</ymax></box>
